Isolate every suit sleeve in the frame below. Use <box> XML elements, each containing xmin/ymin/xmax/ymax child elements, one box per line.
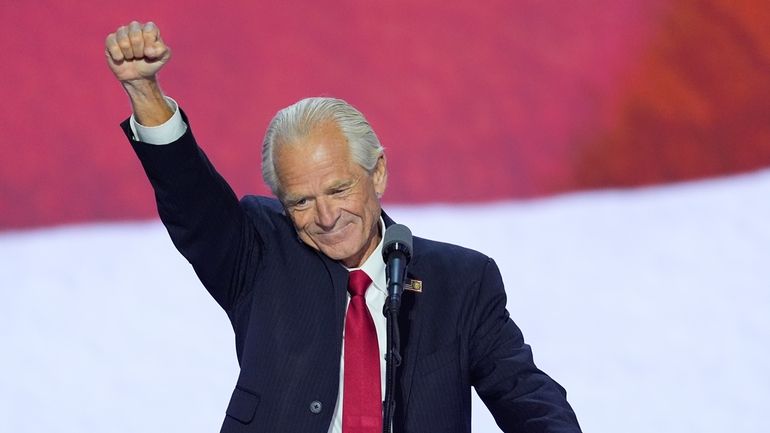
<box><xmin>121</xmin><ymin>113</ymin><xmax>262</xmax><ymax>312</ymax></box>
<box><xmin>470</xmin><ymin>259</ymin><xmax>582</xmax><ymax>432</ymax></box>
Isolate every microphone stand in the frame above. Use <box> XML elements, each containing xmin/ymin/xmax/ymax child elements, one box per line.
<box><xmin>380</xmin><ymin>224</ymin><xmax>411</xmax><ymax>433</ymax></box>
<box><xmin>382</xmin><ymin>288</ymin><xmax>402</xmax><ymax>433</ymax></box>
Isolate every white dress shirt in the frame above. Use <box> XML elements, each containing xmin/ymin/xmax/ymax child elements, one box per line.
<box><xmin>129</xmin><ymin>101</ymin><xmax>388</xmax><ymax>432</ymax></box>
<box><xmin>334</xmin><ymin>222</ymin><xmax>387</xmax><ymax>433</ymax></box>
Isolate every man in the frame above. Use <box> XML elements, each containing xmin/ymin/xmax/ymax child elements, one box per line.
<box><xmin>105</xmin><ymin>21</ymin><xmax>581</xmax><ymax>433</ymax></box>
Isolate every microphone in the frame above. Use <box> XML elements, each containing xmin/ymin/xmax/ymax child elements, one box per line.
<box><xmin>382</xmin><ymin>224</ymin><xmax>412</xmax><ymax>313</ymax></box>
<box><xmin>381</xmin><ymin>224</ymin><xmax>412</xmax><ymax>433</ymax></box>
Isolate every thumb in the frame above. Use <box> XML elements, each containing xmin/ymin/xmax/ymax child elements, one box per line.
<box><xmin>142</xmin><ymin>22</ymin><xmax>170</xmax><ymax>60</ymax></box>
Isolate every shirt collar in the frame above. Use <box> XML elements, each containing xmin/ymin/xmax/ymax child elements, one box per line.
<box><xmin>345</xmin><ymin>217</ymin><xmax>387</xmax><ymax>295</ymax></box>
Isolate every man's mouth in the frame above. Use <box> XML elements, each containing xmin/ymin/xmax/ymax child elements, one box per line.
<box><xmin>314</xmin><ymin>221</ymin><xmax>353</xmax><ymax>243</ymax></box>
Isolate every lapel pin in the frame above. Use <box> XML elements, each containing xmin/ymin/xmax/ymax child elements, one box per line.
<box><xmin>404</xmin><ymin>278</ymin><xmax>423</xmax><ymax>293</ymax></box>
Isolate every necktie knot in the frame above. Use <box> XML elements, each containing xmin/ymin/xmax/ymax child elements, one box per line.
<box><xmin>348</xmin><ymin>269</ymin><xmax>372</xmax><ymax>297</ymax></box>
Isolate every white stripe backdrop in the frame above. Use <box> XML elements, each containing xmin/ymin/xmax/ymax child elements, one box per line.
<box><xmin>2</xmin><ymin>169</ymin><xmax>769</xmax><ymax>433</ymax></box>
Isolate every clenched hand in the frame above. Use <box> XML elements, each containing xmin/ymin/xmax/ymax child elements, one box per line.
<box><xmin>106</xmin><ymin>21</ymin><xmax>174</xmax><ymax>126</ymax></box>
<box><xmin>105</xmin><ymin>21</ymin><xmax>171</xmax><ymax>82</ymax></box>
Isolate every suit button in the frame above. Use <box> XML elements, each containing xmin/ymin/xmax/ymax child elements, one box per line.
<box><xmin>309</xmin><ymin>400</ymin><xmax>322</xmax><ymax>414</ymax></box>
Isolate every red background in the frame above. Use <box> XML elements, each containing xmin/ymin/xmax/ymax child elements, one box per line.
<box><xmin>1</xmin><ymin>0</ymin><xmax>769</xmax><ymax>230</ymax></box>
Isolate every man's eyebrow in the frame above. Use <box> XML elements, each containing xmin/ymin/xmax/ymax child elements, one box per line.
<box><xmin>282</xmin><ymin>193</ymin><xmax>307</xmax><ymax>205</ymax></box>
<box><xmin>327</xmin><ymin>178</ymin><xmax>358</xmax><ymax>192</ymax></box>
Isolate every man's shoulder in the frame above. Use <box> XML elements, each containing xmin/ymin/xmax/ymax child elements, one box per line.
<box><xmin>240</xmin><ymin>195</ymin><xmax>283</xmax><ymax>214</ymax></box>
<box><xmin>238</xmin><ymin>195</ymin><xmax>293</xmax><ymax>235</ymax></box>
<box><xmin>411</xmin><ymin>234</ymin><xmax>493</xmax><ymax>273</ymax></box>
<box><xmin>408</xmin><ymin>234</ymin><xmax>504</xmax><ymax>310</ymax></box>
<box><xmin>413</xmin><ymin>235</ymin><xmax>486</xmax><ymax>258</ymax></box>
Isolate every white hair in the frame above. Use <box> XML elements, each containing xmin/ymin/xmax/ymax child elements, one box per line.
<box><xmin>261</xmin><ymin>97</ymin><xmax>384</xmax><ymax>196</ymax></box>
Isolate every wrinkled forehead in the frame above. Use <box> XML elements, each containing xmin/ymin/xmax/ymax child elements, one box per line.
<box><xmin>273</xmin><ymin>124</ymin><xmax>364</xmax><ymax>194</ymax></box>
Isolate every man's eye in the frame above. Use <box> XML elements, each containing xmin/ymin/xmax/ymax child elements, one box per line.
<box><xmin>292</xmin><ymin>198</ymin><xmax>309</xmax><ymax>209</ymax></box>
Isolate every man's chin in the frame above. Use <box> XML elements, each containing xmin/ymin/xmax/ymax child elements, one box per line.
<box><xmin>318</xmin><ymin>245</ymin><xmax>351</xmax><ymax>261</ymax></box>
<box><xmin>318</xmin><ymin>244</ymin><xmax>369</xmax><ymax>267</ymax></box>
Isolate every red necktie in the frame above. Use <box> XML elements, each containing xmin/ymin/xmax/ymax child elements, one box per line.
<box><xmin>343</xmin><ymin>270</ymin><xmax>382</xmax><ymax>433</ymax></box>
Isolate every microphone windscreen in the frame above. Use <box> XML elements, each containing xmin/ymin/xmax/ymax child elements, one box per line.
<box><xmin>383</xmin><ymin>223</ymin><xmax>413</xmax><ymax>257</ymax></box>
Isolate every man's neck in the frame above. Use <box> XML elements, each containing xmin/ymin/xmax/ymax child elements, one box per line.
<box><xmin>344</xmin><ymin>217</ymin><xmax>386</xmax><ymax>270</ymax></box>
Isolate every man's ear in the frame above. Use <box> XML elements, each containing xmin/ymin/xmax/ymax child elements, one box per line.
<box><xmin>373</xmin><ymin>154</ymin><xmax>387</xmax><ymax>198</ymax></box>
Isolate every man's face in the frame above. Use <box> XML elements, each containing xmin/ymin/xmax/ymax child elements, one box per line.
<box><xmin>275</xmin><ymin>122</ymin><xmax>387</xmax><ymax>268</ymax></box>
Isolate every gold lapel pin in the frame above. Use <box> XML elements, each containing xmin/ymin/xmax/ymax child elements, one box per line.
<box><xmin>404</xmin><ymin>279</ymin><xmax>423</xmax><ymax>293</ymax></box>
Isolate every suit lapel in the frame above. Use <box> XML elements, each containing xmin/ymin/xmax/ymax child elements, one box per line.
<box><xmin>381</xmin><ymin>212</ymin><xmax>427</xmax><ymax>422</ymax></box>
<box><xmin>395</xmin><ymin>252</ymin><xmax>426</xmax><ymax>422</ymax></box>
<box><xmin>316</xmin><ymin>251</ymin><xmax>349</xmax><ymax>359</ymax></box>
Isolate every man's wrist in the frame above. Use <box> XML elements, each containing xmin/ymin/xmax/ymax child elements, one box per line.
<box><xmin>123</xmin><ymin>78</ymin><xmax>174</xmax><ymax>126</ymax></box>
<box><xmin>130</xmin><ymin>96</ymin><xmax>187</xmax><ymax>145</ymax></box>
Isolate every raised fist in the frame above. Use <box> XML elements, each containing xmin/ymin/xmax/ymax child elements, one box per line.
<box><xmin>105</xmin><ymin>21</ymin><xmax>171</xmax><ymax>82</ymax></box>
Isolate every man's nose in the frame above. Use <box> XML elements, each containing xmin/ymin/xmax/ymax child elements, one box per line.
<box><xmin>315</xmin><ymin>197</ymin><xmax>339</xmax><ymax>230</ymax></box>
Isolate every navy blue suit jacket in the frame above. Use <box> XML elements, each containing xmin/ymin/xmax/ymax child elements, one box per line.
<box><xmin>124</xmin><ymin>116</ymin><xmax>581</xmax><ymax>433</ymax></box>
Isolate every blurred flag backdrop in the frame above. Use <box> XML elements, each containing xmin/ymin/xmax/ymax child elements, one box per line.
<box><xmin>2</xmin><ymin>0</ymin><xmax>770</xmax><ymax>229</ymax></box>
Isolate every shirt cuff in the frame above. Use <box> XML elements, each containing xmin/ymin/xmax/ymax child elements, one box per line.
<box><xmin>128</xmin><ymin>97</ymin><xmax>188</xmax><ymax>145</ymax></box>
